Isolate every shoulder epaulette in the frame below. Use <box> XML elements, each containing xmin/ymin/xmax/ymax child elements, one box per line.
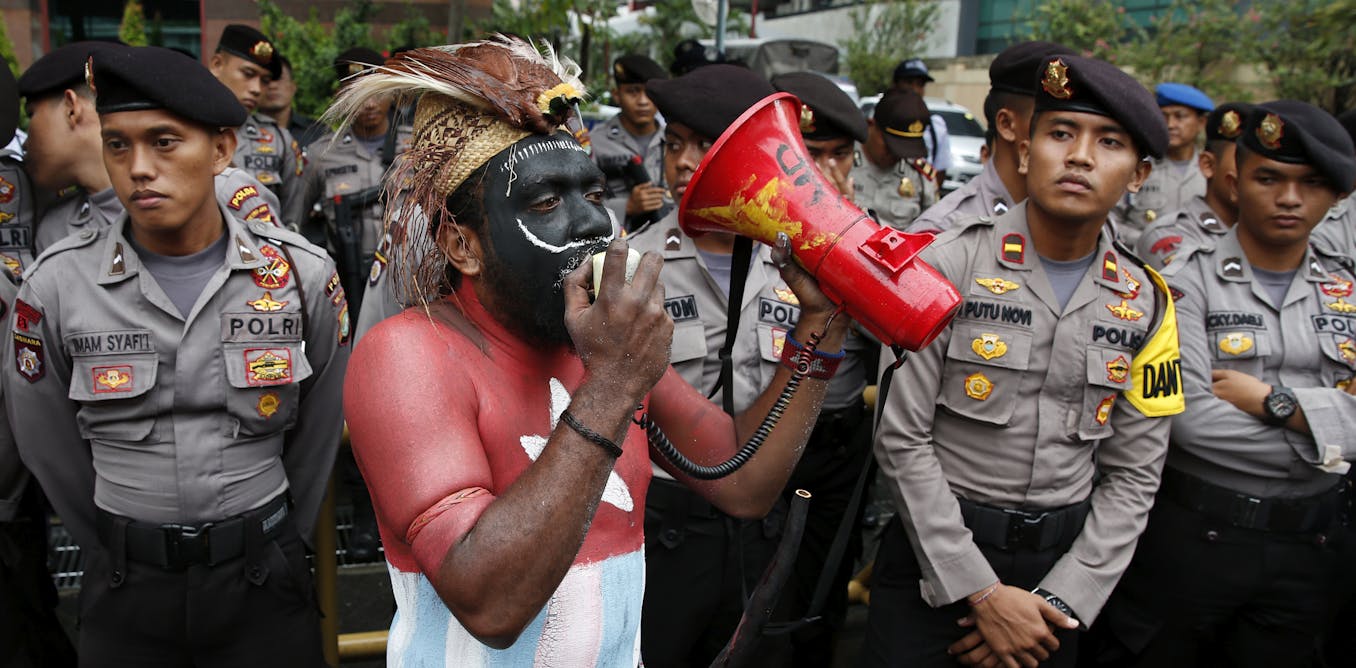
<box><xmin>247</xmin><ymin>220</ymin><xmax>329</xmax><ymax>261</ymax></box>
<box><xmin>908</xmin><ymin>157</ymin><xmax>938</xmax><ymax>184</ymax></box>
<box><xmin>25</xmin><ymin>226</ymin><xmax>101</xmax><ymax>277</ymax></box>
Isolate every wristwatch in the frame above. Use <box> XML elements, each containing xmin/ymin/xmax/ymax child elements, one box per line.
<box><xmin>1262</xmin><ymin>385</ymin><xmax>1298</xmax><ymax>426</ymax></box>
<box><xmin>1032</xmin><ymin>588</ymin><xmax>1075</xmax><ymax>619</ymax></box>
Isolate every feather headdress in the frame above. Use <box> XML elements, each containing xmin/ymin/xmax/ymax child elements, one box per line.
<box><xmin>320</xmin><ymin>35</ymin><xmax>587</xmax><ymax>307</ymax></box>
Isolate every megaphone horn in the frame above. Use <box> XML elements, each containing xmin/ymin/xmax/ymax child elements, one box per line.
<box><xmin>678</xmin><ymin>92</ymin><xmax>961</xmax><ymax>351</ymax></box>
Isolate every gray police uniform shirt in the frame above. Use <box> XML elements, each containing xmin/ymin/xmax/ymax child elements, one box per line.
<box><xmin>1133</xmin><ymin>194</ymin><xmax>1228</xmax><ymax>270</ymax></box>
<box><xmin>590</xmin><ymin>113</ymin><xmax>668</xmax><ymax>227</ymax></box>
<box><xmin>852</xmin><ymin>157</ymin><xmax>938</xmax><ymax>231</ymax></box>
<box><xmin>0</xmin><ymin>269</ymin><xmax>25</xmax><ymax>521</ymax></box>
<box><xmin>1159</xmin><ymin>228</ymin><xmax>1356</xmax><ymax>498</ymax></box>
<box><xmin>874</xmin><ymin>202</ymin><xmax>1179</xmax><ymax>622</ymax></box>
<box><xmin>235</xmin><ymin>111</ymin><xmax>304</xmax><ymax>225</ymax></box>
<box><xmin>1113</xmin><ymin>150</ymin><xmax>1206</xmax><ymax>248</ymax></box>
<box><xmin>354</xmin><ymin>204</ymin><xmax>428</xmax><ymax>345</ymax></box>
<box><xmin>2</xmin><ymin>207</ymin><xmax>350</xmax><ymax>551</ymax></box>
<box><xmin>0</xmin><ymin>152</ymin><xmax>37</xmax><ymax>278</ymax></box>
<box><xmin>301</xmin><ymin>125</ymin><xmax>414</xmax><ymax>260</ymax></box>
<box><xmin>1309</xmin><ymin>195</ymin><xmax>1353</xmax><ymax>259</ymax></box>
<box><xmin>908</xmin><ymin>161</ymin><xmax>1013</xmax><ymax>235</ymax></box>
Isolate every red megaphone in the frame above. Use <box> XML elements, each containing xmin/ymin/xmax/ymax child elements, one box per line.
<box><xmin>679</xmin><ymin>92</ymin><xmax>961</xmax><ymax>351</ymax></box>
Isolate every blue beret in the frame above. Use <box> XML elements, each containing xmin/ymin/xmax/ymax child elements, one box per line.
<box><xmin>1241</xmin><ymin>100</ymin><xmax>1356</xmax><ymax>192</ymax></box>
<box><xmin>1034</xmin><ymin>55</ymin><xmax>1169</xmax><ymax>159</ymax></box>
<box><xmin>92</xmin><ymin>46</ymin><xmax>248</xmax><ymax>128</ymax></box>
<box><xmin>1155</xmin><ymin>82</ymin><xmax>1214</xmax><ymax>113</ymax></box>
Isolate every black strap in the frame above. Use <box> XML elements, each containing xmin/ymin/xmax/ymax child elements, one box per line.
<box><xmin>713</xmin><ymin>236</ymin><xmax>755</xmax><ymax>415</ymax></box>
<box><xmin>381</xmin><ymin>112</ymin><xmax>399</xmax><ymax>169</ymax></box>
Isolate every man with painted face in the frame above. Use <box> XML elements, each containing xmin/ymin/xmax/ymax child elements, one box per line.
<box><xmin>1134</xmin><ymin>102</ymin><xmax>1253</xmax><ymax>269</ymax></box>
<box><xmin>910</xmin><ymin>40</ymin><xmax>1076</xmax><ymax>235</ymax></box>
<box><xmin>3</xmin><ymin>46</ymin><xmax>349</xmax><ymax>666</ymax></box>
<box><xmin>336</xmin><ymin>40</ymin><xmax>849</xmax><ymax>666</ymax></box>
<box><xmin>592</xmin><ymin>54</ymin><xmax>670</xmax><ymax>232</ymax></box>
<box><xmin>1096</xmin><ymin>101</ymin><xmax>1356</xmax><ymax>668</ymax></box>
<box><xmin>1112</xmin><ymin>83</ymin><xmax>1213</xmax><ymax>247</ymax></box>
<box><xmin>853</xmin><ymin>89</ymin><xmax>940</xmax><ymax>230</ymax></box>
<box><xmin>865</xmin><ymin>55</ymin><xmax>1180</xmax><ymax>668</ymax></box>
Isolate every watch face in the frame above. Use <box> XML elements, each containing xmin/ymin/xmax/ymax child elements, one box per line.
<box><xmin>1266</xmin><ymin>389</ymin><xmax>1297</xmax><ymax>420</ymax></box>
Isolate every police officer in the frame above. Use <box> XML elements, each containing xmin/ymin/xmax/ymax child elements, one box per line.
<box><xmin>259</xmin><ymin>56</ymin><xmax>322</xmax><ymax>149</ymax></box>
<box><xmin>1095</xmin><ymin>101</ymin><xmax>1356</xmax><ymax>668</ymax></box>
<box><xmin>910</xmin><ymin>40</ymin><xmax>1075</xmax><ymax>235</ymax></box>
<box><xmin>1134</xmin><ymin>102</ymin><xmax>1253</xmax><ymax>269</ymax></box>
<box><xmin>853</xmin><ymin>89</ymin><xmax>939</xmax><ymax>230</ymax></box>
<box><xmin>1309</xmin><ymin>108</ymin><xmax>1355</xmax><ymax>258</ymax></box>
<box><xmin>891</xmin><ymin>59</ymin><xmax>953</xmax><ymax>183</ymax></box>
<box><xmin>592</xmin><ymin>54</ymin><xmax>670</xmax><ymax>232</ymax></box>
<box><xmin>630</xmin><ymin>64</ymin><xmax>793</xmax><ymax>667</ymax></box>
<box><xmin>866</xmin><ymin>55</ymin><xmax>1178</xmax><ymax>668</ymax></box>
<box><xmin>3</xmin><ymin>46</ymin><xmax>348</xmax><ymax>666</ymax></box>
<box><xmin>301</xmin><ymin>47</ymin><xmax>412</xmax><ymax>305</ymax></box>
<box><xmin>0</xmin><ymin>60</ymin><xmax>77</xmax><ymax>668</ymax></box>
<box><xmin>1113</xmin><ymin>82</ymin><xmax>1213</xmax><ymax>247</ymax></box>
<box><xmin>769</xmin><ymin>70</ymin><xmax>877</xmax><ymax>668</ymax></box>
<box><xmin>210</xmin><ymin>24</ymin><xmax>305</xmax><ymax>226</ymax></box>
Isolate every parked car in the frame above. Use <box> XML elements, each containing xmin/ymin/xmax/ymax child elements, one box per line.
<box><xmin>859</xmin><ymin>94</ymin><xmax>986</xmax><ymax>194</ymax></box>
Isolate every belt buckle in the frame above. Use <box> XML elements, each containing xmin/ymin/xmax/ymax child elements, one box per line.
<box><xmin>1003</xmin><ymin>510</ymin><xmax>1048</xmax><ymax>551</ymax></box>
<box><xmin>163</xmin><ymin>523</ymin><xmax>212</xmax><ymax>568</ymax></box>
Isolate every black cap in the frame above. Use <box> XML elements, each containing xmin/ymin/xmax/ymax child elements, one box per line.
<box><xmin>892</xmin><ymin>58</ymin><xmax>934</xmax><ymax>84</ymax></box>
<box><xmin>874</xmin><ymin>89</ymin><xmax>930</xmax><ymax>160</ymax></box>
<box><xmin>92</xmin><ymin>45</ymin><xmax>248</xmax><ymax>128</ymax></box>
<box><xmin>18</xmin><ymin>41</ymin><xmax>124</xmax><ymax>99</ymax></box>
<box><xmin>771</xmin><ymin>71</ymin><xmax>867</xmax><ymax>143</ymax></box>
<box><xmin>0</xmin><ymin>63</ymin><xmax>17</xmax><ymax>147</ymax></box>
<box><xmin>647</xmin><ymin>64</ymin><xmax>773</xmax><ymax>141</ymax></box>
<box><xmin>614</xmin><ymin>54</ymin><xmax>667</xmax><ymax>85</ymax></box>
<box><xmin>1240</xmin><ymin>100</ymin><xmax>1356</xmax><ymax>192</ymax></box>
<box><xmin>1338</xmin><ymin>109</ymin><xmax>1356</xmax><ymax>151</ymax></box>
<box><xmin>1033</xmin><ymin>55</ymin><xmax>1168</xmax><ymax>159</ymax></box>
<box><xmin>1205</xmin><ymin>102</ymin><xmax>1252</xmax><ymax>143</ymax></box>
<box><xmin>216</xmin><ymin>24</ymin><xmax>281</xmax><ymax>79</ymax></box>
<box><xmin>335</xmin><ymin>47</ymin><xmax>384</xmax><ymax>83</ymax></box>
<box><xmin>671</xmin><ymin>39</ymin><xmax>723</xmax><ymax>76</ymax></box>
<box><xmin>988</xmin><ymin>40</ymin><xmax>1075</xmax><ymax>96</ymax></box>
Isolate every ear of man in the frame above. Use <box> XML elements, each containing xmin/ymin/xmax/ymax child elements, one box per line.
<box><xmin>438</xmin><ymin>221</ymin><xmax>484</xmax><ymax>277</ymax></box>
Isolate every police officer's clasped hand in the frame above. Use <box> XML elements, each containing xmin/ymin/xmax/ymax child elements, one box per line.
<box><xmin>948</xmin><ymin>583</ymin><xmax>1078</xmax><ymax>668</ymax></box>
<box><xmin>564</xmin><ymin>238</ymin><xmax>672</xmax><ymax>399</ymax></box>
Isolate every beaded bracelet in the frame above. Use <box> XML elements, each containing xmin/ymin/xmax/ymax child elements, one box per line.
<box><xmin>560</xmin><ymin>410</ymin><xmax>624</xmax><ymax>459</ymax></box>
<box><xmin>779</xmin><ymin>332</ymin><xmax>846</xmax><ymax>380</ymax></box>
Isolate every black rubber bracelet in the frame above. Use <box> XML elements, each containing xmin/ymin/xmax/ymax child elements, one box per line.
<box><xmin>560</xmin><ymin>410</ymin><xmax>624</xmax><ymax>459</ymax></box>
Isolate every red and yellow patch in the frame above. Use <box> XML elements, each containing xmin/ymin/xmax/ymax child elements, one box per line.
<box><xmin>244</xmin><ymin>348</ymin><xmax>292</xmax><ymax>386</ymax></box>
<box><xmin>1095</xmin><ymin>394</ymin><xmax>1116</xmax><ymax>425</ymax></box>
<box><xmin>252</xmin><ymin>245</ymin><xmax>291</xmax><ymax>290</ymax></box>
<box><xmin>1321</xmin><ymin>279</ymin><xmax>1353</xmax><ymax>298</ymax></box>
<box><xmin>1106</xmin><ymin>355</ymin><xmax>1129</xmax><ymax>384</ymax></box>
<box><xmin>0</xmin><ymin>175</ymin><xmax>14</xmax><ymax>204</ymax></box>
<box><xmin>228</xmin><ymin>185</ymin><xmax>259</xmax><ymax>210</ymax></box>
<box><xmin>93</xmin><ymin>365</ymin><xmax>134</xmax><ymax>393</ymax></box>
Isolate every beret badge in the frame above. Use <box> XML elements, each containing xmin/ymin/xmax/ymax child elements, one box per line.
<box><xmin>250</xmin><ymin>41</ymin><xmax>274</xmax><ymax>63</ymax></box>
<box><xmin>84</xmin><ymin>56</ymin><xmax>96</xmax><ymax>94</ymax></box>
<box><xmin>1219</xmin><ymin>110</ymin><xmax>1242</xmax><ymax>138</ymax></box>
<box><xmin>614</xmin><ymin>62</ymin><xmax>624</xmax><ymax>78</ymax></box>
<box><xmin>799</xmin><ymin>105</ymin><xmax>816</xmax><ymax>133</ymax></box>
<box><xmin>347</xmin><ymin>62</ymin><xmax>365</xmax><ymax>77</ymax></box>
<box><xmin>1042</xmin><ymin>59</ymin><xmax>1073</xmax><ymax>100</ymax></box>
<box><xmin>1257</xmin><ymin>112</ymin><xmax>1284</xmax><ymax>149</ymax></box>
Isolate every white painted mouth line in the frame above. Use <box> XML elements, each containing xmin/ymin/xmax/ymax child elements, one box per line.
<box><xmin>517</xmin><ymin>218</ymin><xmax>614</xmax><ymax>254</ymax></box>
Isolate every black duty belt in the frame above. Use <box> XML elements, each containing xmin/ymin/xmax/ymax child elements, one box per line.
<box><xmin>97</xmin><ymin>495</ymin><xmax>289</xmax><ymax>570</ymax></box>
<box><xmin>958</xmin><ymin>496</ymin><xmax>1091</xmax><ymax>552</ymax></box>
<box><xmin>1161</xmin><ymin>467</ymin><xmax>1345</xmax><ymax>533</ymax></box>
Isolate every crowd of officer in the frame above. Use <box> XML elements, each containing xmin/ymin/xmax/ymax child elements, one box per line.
<box><xmin>0</xmin><ymin>22</ymin><xmax>1353</xmax><ymax>668</ymax></box>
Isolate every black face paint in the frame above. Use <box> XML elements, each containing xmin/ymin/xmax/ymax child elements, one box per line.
<box><xmin>479</xmin><ymin>133</ymin><xmax>613</xmax><ymax>346</ymax></box>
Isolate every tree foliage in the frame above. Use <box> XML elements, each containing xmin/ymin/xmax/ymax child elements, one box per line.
<box><xmin>1024</xmin><ymin>0</ymin><xmax>1127</xmax><ymax>63</ymax></box>
<box><xmin>1251</xmin><ymin>0</ymin><xmax>1356</xmax><ymax>113</ymax></box>
<box><xmin>841</xmin><ymin>0</ymin><xmax>940</xmax><ymax>97</ymax></box>
<box><xmin>119</xmin><ymin>0</ymin><xmax>149</xmax><ymax>47</ymax></box>
<box><xmin>1126</xmin><ymin>0</ymin><xmax>1248</xmax><ymax>102</ymax></box>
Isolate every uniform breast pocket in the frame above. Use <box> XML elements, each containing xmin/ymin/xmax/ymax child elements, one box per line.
<box><xmin>1078</xmin><ymin>346</ymin><xmax>1134</xmax><ymax>441</ymax></box>
<box><xmin>222</xmin><ymin>343</ymin><xmax>314</xmax><ymax>437</ymax></box>
<box><xmin>937</xmin><ymin>324</ymin><xmax>1032</xmax><ymax>426</ymax></box>
<box><xmin>1210</xmin><ymin>329</ymin><xmax>1267</xmax><ymax>377</ymax></box>
<box><xmin>68</xmin><ymin>353</ymin><xmax>159</xmax><ymax>442</ymax></box>
<box><xmin>887</xmin><ymin>196</ymin><xmax>922</xmax><ymax>226</ymax></box>
<box><xmin>1318</xmin><ymin>333</ymin><xmax>1356</xmax><ymax>387</ymax></box>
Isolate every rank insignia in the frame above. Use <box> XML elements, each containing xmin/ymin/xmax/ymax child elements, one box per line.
<box><xmin>910</xmin><ymin>158</ymin><xmax>938</xmax><ymax>184</ymax></box>
<box><xmin>257</xmin><ymin>392</ymin><xmax>280</xmax><ymax>418</ymax></box>
<box><xmin>110</xmin><ymin>242</ymin><xmax>125</xmax><ymax>276</ymax></box>
<box><xmin>1095</xmin><ymin>394</ymin><xmax>1116</xmax><ymax>425</ymax></box>
<box><xmin>257</xmin><ymin>145</ymin><xmax>275</xmax><ymax>154</ymax></box>
<box><xmin>1257</xmin><ymin>113</ymin><xmax>1283</xmax><ymax>149</ymax></box>
<box><xmin>0</xmin><ymin>175</ymin><xmax>14</xmax><ymax>203</ymax></box>
<box><xmin>247</xmin><ymin>292</ymin><xmax>288</xmax><ymax>312</ymax></box>
<box><xmin>1106</xmin><ymin>355</ymin><xmax>1129</xmax><ymax>384</ymax></box>
<box><xmin>1102</xmin><ymin>252</ymin><xmax>1119</xmax><ymax>282</ymax></box>
<box><xmin>898</xmin><ymin>177</ymin><xmax>916</xmax><ymax>198</ymax></box>
<box><xmin>771</xmin><ymin>327</ymin><xmax>787</xmax><ymax>358</ymax></box>
<box><xmin>1219</xmin><ymin>110</ymin><xmax>1242</xmax><ymax>138</ymax></box>
<box><xmin>1106</xmin><ymin>300</ymin><xmax>1144</xmax><ymax>321</ymax></box>
<box><xmin>1201</xmin><ymin>217</ymin><xmax>1223</xmax><ymax>232</ymax></box>
<box><xmin>252</xmin><ymin>245</ymin><xmax>291</xmax><ymax>289</ymax></box>
<box><xmin>245</xmin><ymin>348</ymin><xmax>292</xmax><ymax>386</ymax></box>
<box><xmin>1218</xmin><ymin>331</ymin><xmax>1254</xmax><ymax>356</ymax></box>
<box><xmin>971</xmin><ymin>333</ymin><xmax>1008</xmax><ymax>361</ymax></box>
<box><xmin>665</xmin><ymin>229</ymin><xmax>682</xmax><ymax>252</ymax></box>
<box><xmin>1321</xmin><ymin>278</ymin><xmax>1353</xmax><ymax>298</ymax></box>
<box><xmin>93</xmin><ymin>365</ymin><xmax>133</xmax><ymax>393</ymax></box>
<box><xmin>236</xmin><ymin>236</ymin><xmax>257</xmax><ymax>263</ymax></box>
<box><xmin>1170</xmin><ymin>287</ymin><xmax>1185</xmax><ymax>301</ymax></box>
<box><xmin>993</xmin><ymin>200</ymin><xmax>1009</xmax><ymax>215</ymax></box>
<box><xmin>964</xmin><ymin>372</ymin><xmax>993</xmax><ymax>401</ymax></box>
<box><xmin>13</xmin><ymin>333</ymin><xmax>43</xmax><ymax>382</ymax></box>
<box><xmin>13</xmin><ymin>298</ymin><xmax>42</xmax><ymax>332</ymax></box>
<box><xmin>975</xmin><ymin>277</ymin><xmax>1020</xmax><ymax>295</ymax></box>
<box><xmin>1001</xmin><ymin>233</ymin><xmax>1025</xmax><ymax>264</ymax></box>
<box><xmin>325</xmin><ymin>271</ymin><xmax>341</xmax><ymax>297</ymax></box>
<box><xmin>799</xmin><ymin>105</ymin><xmax>816</xmax><ymax>133</ymax></box>
<box><xmin>1339</xmin><ymin>338</ymin><xmax>1356</xmax><ymax>364</ymax></box>
<box><xmin>1327</xmin><ymin>299</ymin><xmax>1356</xmax><ymax>314</ymax></box>
<box><xmin>338</xmin><ymin>302</ymin><xmax>351</xmax><ymax>347</ymax></box>
<box><xmin>1145</xmin><ymin>210</ymin><xmax>1157</xmax><ymax>223</ymax></box>
<box><xmin>1222</xmin><ymin>257</ymin><xmax>1244</xmax><ymax>278</ymax></box>
<box><xmin>1041</xmin><ymin>59</ymin><xmax>1073</xmax><ymax>100</ymax></box>
<box><xmin>1115</xmin><ymin>269</ymin><xmax>1141</xmax><ymax>300</ymax></box>
<box><xmin>774</xmin><ymin>287</ymin><xmax>800</xmax><ymax>305</ymax></box>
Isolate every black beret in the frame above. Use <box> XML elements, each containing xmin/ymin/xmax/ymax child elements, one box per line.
<box><xmin>1033</xmin><ymin>55</ymin><xmax>1168</xmax><ymax>159</ymax></box>
<box><xmin>1240</xmin><ymin>100</ymin><xmax>1356</xmax><ymax>192</ymax></box>
<box><xmin>771</xmin><ymin>71</ymin><xmax>867</xmax><ymax>143</ymax></box>
<box><xmin>671</xmin><ymin>39</ymin><xmax>723</xmax><ymax>76</ymax></box>
<box><xmin>335</xmin><ymin>47</ymin><xmax>385</xmax><ymax>83</ymax></box>
<box><xmin>0</xmin><ymin>63</ymin><xmax>17</xmax><ymax>147</ymax></box>
<box><xmin>614</xmin><ymin>54</ymin><xmax>667</xmax><ymax>85</ymax></box>
<box><xmin>1205</xmin><ymin>102</ymin><xmax>1252</xmax><ymax>143</ymax></box>
<box><xmin>216</xmin><ymin>24</ymin><xmax>281</xmax><ymax>79</ymax></box>
<box><xmin>647</xmin><ymin>64</ymin><xmax>773</xmax><ymax>141</ymax></box>
<box><xmin>18</xmin><ymin>41</ymin><xmax>124</xmax><ymax>99</ymax></box>
<box><xmin>988</xmin><ymin>40</ymin><xmax>1075</xmax><ymax>96</ymax></box>
<box><xmin>92</xmin><ymin>46</ymin><xmax>248</xmax><ymax>128</ymax></box>
<box><xmin>874</xmin><ymin>89</ymin><xmax>930</xmax><ymax>160</ymax></box>
<box><xmin>1338</xmin><ymin>109</ymin><xmax>1356</xmax><ymax>150</ymax></box>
